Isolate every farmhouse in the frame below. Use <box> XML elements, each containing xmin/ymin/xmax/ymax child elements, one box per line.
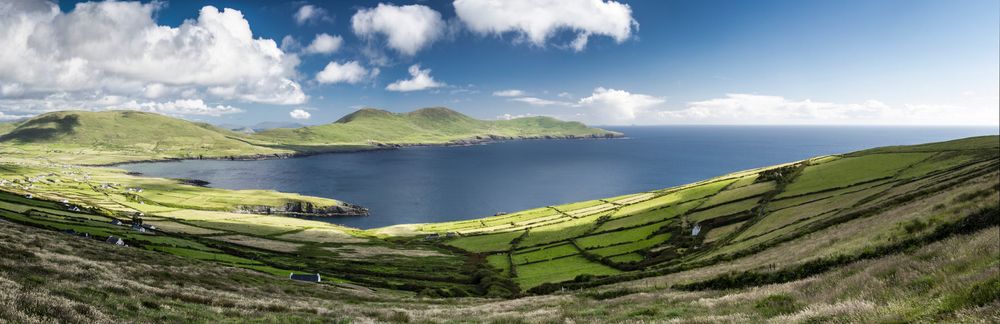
<box><xmin>691</xmin><ymin>224</ymin><xmax>701</xmax><ymax>236</ymax></box>
<box><xmin>289</xmin><ymin>273</ymin><xmax>322</xmax><ymax>283</ymax></box>
<box><xmin>105</xmin><ymin>236</ymin><xmax>125</xmax><ymax>245</ymax></box>
<box><xmin>110</xmin><ymin>219</ymin><xmax>124</xmax><ymax>226</ymax></box>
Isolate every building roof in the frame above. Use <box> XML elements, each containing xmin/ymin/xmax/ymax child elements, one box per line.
<box><xmin>289</xmin><ymin>273</ymin><xmax>322</xmax><ymax>282</ymax></box>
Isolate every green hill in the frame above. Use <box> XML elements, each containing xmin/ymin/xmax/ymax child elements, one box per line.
<box><xmin>0</xmin><ymin>136</ymin><xmax>996</xmax><ymax>322</ymax></box>
<box><xmin>0</xmin><ymin>108</ymin><xmax>619</xmax><ymax>164</ymax></box>
<box><xmin>253</xmin><ymin>107</ymin><xmax>620</xmax><ymax>145</ymax></box>
<box><xmin>0</xmin><ymin>121</ymin><xmax>17</xmax><ymax>136</ymax></box>
<box><xmin>0</xmin><ymin>110</ymin><xmax>291</xmax><ymax>164</ymax></box>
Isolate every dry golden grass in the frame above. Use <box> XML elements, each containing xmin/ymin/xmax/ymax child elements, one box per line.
<box><xmin>324</xmin><ymin>245</ymin><xmax>447</xmax><ymax>259</ymax></box>
<box><xmin>143</xmin><ymin>220</ymin><xmax>225</xmax><ymax>235</ymax></box>
<box><xmin>277</xmin><ymin>228</ymin><xmax>369</xmax><ymax>244</ymax></box>
<box><xmin>207</xmin><ymin>235</ymin><xmax>304</xmax><ymax>253</ymax></box>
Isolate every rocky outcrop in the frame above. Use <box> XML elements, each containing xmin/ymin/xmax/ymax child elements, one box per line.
<box><xmin>235</xmin><ymin>201</ymin><xmax>369</xmax><ymax>217</ymax></box>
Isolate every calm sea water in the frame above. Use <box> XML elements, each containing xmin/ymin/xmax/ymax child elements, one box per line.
<box><xmin>120</xmin><ymin>126</ymin><xmax>997</xmax><ymax>229</ymax></box>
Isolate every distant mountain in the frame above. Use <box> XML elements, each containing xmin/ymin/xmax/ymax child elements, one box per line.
<box><xmin>0</xmin><ymin>107</ymin><xmax>620</xmax><ymax>164</ymax></box>
<box><xmin>255</xmin><ymin>107</ymin><xmax>620</xmax><ymax>145</ymax></box>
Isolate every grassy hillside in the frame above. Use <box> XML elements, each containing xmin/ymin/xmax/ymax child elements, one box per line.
<box><xmin>254</xmin><ymin>107</ymin><xmax>619</xmax><ymax>146</ymax></box>
<box><xmin>0</xmin><ymin>109</ymin><xmax>619</xmax><ymax>164</ymax></box>
<box><xmin>414</xmin><ymin>135</ymin><xmax>999</xmax><ymax>291</ymax></box>
<box><xmin>0</xmin><ymin>120</ymin><xmax>17</xmax><ymax>136</ymax></box>
<box><xmin>0</xmin><ymin>111</ymin><xmax>293</xmax><ymax>164</ymax></box>
<box><xmin>0</xmin><ymin>136</ymin><xmax>997</xmax><ymax>322</ymax></box>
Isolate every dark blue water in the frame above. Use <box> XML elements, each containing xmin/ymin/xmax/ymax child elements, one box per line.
<box><xmin>120</xmin><ymin>126</ymin><xmax>998</xmax><ymax>229</ymax></box>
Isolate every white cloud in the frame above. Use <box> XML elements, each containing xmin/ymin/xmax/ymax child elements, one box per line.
<box><xmin>496</xmin><ymin>113</ymin><xmax>537</xmax><ymax>120</ymax></box>
<box><xmin>0</xmin><ymin>111</ymin><xmax>31</xmax><ymax>121</ymax></box>
<box><xmin>280</xmin><ymin>35</ymin><xmax>301</xmax><ymax>52</ymax></box>
<box><xmin>289</xmin><ymin>108</ymin><xmax>311</xmax><ymax>120</ymax></box>
<box><xmin>0</xmin><ymin>1</ymin><xmax>305</xmax><ymax>116</ymax></box>
<box><xmin>453</xmin><ymin>0</ymin><xmax>637</xmax><ymax>51</ymax></box>
<box><xmin>557</xmin><ymin>92</ymin><xmax>573</xmax><ymax>98</ymax></box>
<box><xmin>293</xmin><ymin>4</ymin><xmax>331</xmax><ymax>25</ymax></box>
<box><xmin>386</xmin><ymin>64</ymin><xmax>444</xmax><ymax>92</ymax></box>
<box><xmin>351</xmin><ymin>3</ymin><xmax>445</xmax><ymax>56</ymax></box>
<box><xmin>0</xmin><ymin>93</ymin><xmax>242</xmax><ymax>117</ymax></box>
<box><xmin>303</xmin><ymin>33</ymin><xmax>343</xmax><ymax>55</ymax></box>
<box><xmin>511</xmin><ymin>97</ymin><xmax>572</xmax><ymax>106</ymax></box>
<box><xmin>316</xmin><ymin>61</ymin><xmax>374</xmax><ymax>84</ymax></box>
<box><xmin>655</xmin><ymin>94</ymin><xmax>1000</xmax><ymax>125</ymax></box>
<box><xmin>125</xmin><ymin>99</ymin><xmax>244</xmax><ymax>117</ymax></box>
<box><xmin>576</xmin><ymin>87</ymin><xmax>665</xmax><ymax>121</ymax></box>
<box><xmin>493</xmin><ymin>89</ymin><xmax>526</xmax><ymax>97</ymax></box>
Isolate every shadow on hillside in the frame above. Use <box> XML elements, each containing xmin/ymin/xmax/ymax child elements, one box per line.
<box><xmin>0</xmin><ymin>114</ymin><xmax>80</xmax><ymax>142</ymax></box>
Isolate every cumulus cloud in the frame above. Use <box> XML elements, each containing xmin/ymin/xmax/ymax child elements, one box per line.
<box><xmin>352</xmin><ymin>3</ymin><xmax>445</xmax><ymax>56</ymax></box>
<box><xmin>289</xmin><ymin>108</ymin><xmax>311</xmax><ymax>120</ymax></box>
<box><xmin>566</xmin><ymin>92</ymin><xmax>1000</xmax><ymax>125</ymax></box>
<box><xmin>386</xmin><ymin>64</ymin><xmax>444</xmax><ymax>92</ymax></box>
<box><xmin>293</xmin><ymin>4</ymin><xmax>331</xmax><ymax>25</ymax></box>
<box><xmin>0</xmin><ymin>111</ymin><xmax>31</xmax><ymax>121</ymax></box>
<box><xmin>577</xmin><ymin>87</ymin><xmax>665</xmax><ymax>121</ymax></box>
<box><xmin>453</xmin><ymin>0</ymin><xmax>637</xmax><ymax>51</ymax></box>
<box><xmin>0</xmin><ymin>0</ymin><xmax>304</xmax><ymax>118</ymax></box>
<box><xmin>0</xmin><ymin>93</ymin><xmax>243</xmax><ymax>117</ymax></box>
<box><xmin>496</xmin><ymin>113</ymin><xmax>538</xmax><ymax>120</ymax></box>
<box><xmin>303</xmin><ymin>33</ymin><xmax>343</xmax><ymax>55</ymax></box>
<box><xmin>493</xmin><ymin>89</ymin><xmax>526</xmax><ymax>97</ymax></box>
<box><xmin>316</xmin><ymin>61</ymin><xmax>376</xmax><ymax>84</ymax></box>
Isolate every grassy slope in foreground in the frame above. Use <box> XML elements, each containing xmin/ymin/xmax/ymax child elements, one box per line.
<box><xmin>0</xmin><ymin>136</ymin><xmax>997</xmax><ymax>322</ymax></box>
<box><xmin>0</xmin><ymin>108</ymin><xmax>620</xmax><ymax>165</ymax></box>
<box><xmin>417</xmin><ymin>135</ymin><xmax>999</xmax><ymax>291</ymax></box>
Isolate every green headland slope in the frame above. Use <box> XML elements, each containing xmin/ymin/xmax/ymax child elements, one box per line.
<box><xmin>0</xmin><ymin>108</ymin><xmax>620</xmax><ymax>165</ymax></box>
<box><xmin>0</xmin><ymin>135</ymin><xmax>997</xmax><ymax>322</ymax></box>
<box><xmin>254</xmin><ymin>107</ymin><xmax>619</xmax><ymax>146</ymax></box>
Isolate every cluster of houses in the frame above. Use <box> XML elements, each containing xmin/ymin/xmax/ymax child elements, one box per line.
<box><xmin>63</xmin><ymin>213</ymin><xmax>160</xmax><ymax>247</ymax></box>
<box><xmin>108</xmin><ymin>213</ymin><xmax>157</xmax><ymax>233</ymax></box>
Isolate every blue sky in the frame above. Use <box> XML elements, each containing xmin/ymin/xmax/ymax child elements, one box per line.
<box><xmin>1</xmin><ymin>0</ymin><xmax>997</xmax><ymax>126</ymax></box>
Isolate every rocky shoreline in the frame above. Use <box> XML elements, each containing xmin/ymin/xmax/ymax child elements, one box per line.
<box><xmin>235</xmin><ymin>201</ymin><xmax>370</xmax><ymax>217</ymax></box>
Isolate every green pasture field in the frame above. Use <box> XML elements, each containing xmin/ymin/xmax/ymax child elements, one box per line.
<box><xmin>741</xmin><ymin>183</ymin><xmax>895</xmax><ymax>240</ymax></box>
<box><xmin>514</xmin><ymin>255</ymin><xmax>621</xmax><ymax>289</ymax></box>
<box><xmin>588</xmin><ymin>233</ymin><xmax>672</xmax><ymax>257</ymax></box>
<box><xmin>486</xmin><ymin>253</ymin><xmax>511</xmax><ymax>275</ymax></box>
<box><xmin>511</xmin><ymin>242</ymin><xmax>580</xmax><ymax>265</ymax></box>
<box><xmin>686</xmin><ymin>197</ymin><xmax>761</xmax><ymax>223</ymax></box>
<box><xmin>777</xmin><ymin>152</ymin><xmax>933</xmax><ymax>198</ymax></box>
<box><xmin>596</xmin><ymin>199</ymin><xmax>701</xmax><ymax>232</ymax></box>
<box><xmin>444</xmin><ymin>230</ymin><xmax>523</xmax><ymax>253</ymax></box>
<box><xmin>701</xmin><ymin>181</ymin><xmax>776</xmax><ymax>208</ymax></box>
<box><xmin>703</xmin><ymin>221</ymin><xmax>745</xmax><ymax>243</ymax></box>
<box><xmin>576</xmin><ymin>220</ymin><xmax>668</xmax><ymax>249</ymax></box>
<box><xmin>517</xmin><ymin>213</ymin><xmax>606</xmax><ymax>247</ymax></box>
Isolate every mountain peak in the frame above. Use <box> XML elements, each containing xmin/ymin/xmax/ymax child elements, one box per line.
<box><xmin>335</xmin><ymin>108</ymin><xmax>394</xmax><ymax>123</ymax></box>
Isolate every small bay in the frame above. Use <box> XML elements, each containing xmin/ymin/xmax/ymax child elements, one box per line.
<box><xmin>120</xmin><ymin>126</ymin><xmax>998</xmax><ymax>229</ymax></box>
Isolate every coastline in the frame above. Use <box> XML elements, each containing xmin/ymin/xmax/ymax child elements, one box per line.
<box><xmin>102</xmin><ymin>132</ymin><xmax>624</xmax><ymax>167</ymax></box>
